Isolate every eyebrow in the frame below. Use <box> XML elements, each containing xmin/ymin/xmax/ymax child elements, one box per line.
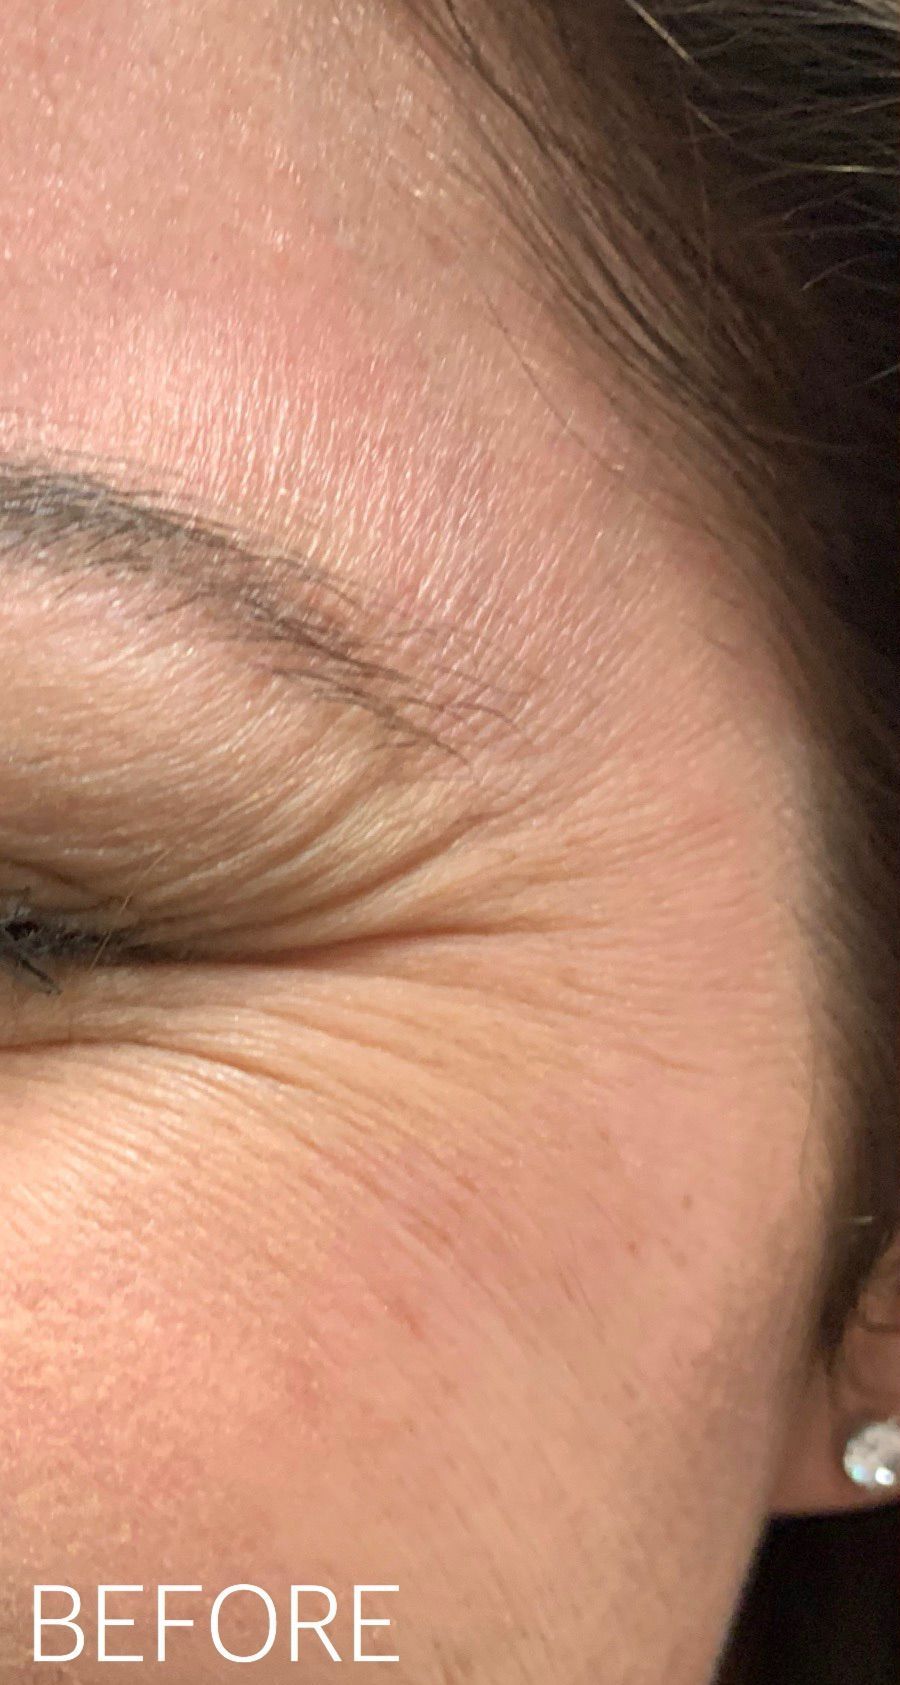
<box><xmin>0</xmin><ymin>456</ymin><xmax>501</xmax><ymax>756</ymax></box>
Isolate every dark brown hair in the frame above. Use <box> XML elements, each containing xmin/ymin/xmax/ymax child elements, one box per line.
<box><xmin>398</xmin><ymin>2</ymin><xmax>899</xmax><ymax>1678</ymax></box>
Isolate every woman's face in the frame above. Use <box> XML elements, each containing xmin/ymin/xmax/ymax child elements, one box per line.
<box><xmin>1</xmin><ymin>4</ymin><xmax>836</xmax><ymax>1681</ymax></box>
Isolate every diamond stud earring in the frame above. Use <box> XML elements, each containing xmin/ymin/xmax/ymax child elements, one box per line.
<box><xmin>842</xmin><ymin>1417</ymin><xmax>900</xmax><ymax>1492</ymax></box>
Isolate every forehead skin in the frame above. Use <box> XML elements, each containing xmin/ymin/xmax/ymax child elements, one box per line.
<box><xmin>0</xmin><ymin>4</ymin><xmax>833</xmax><ymax>1683</ymax></box>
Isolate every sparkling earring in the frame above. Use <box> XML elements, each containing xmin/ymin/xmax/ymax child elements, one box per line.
<box><xmin>842</xmin><ymin>1417</ymin><xmax>900</xmax><ymax>1491</ymax></box>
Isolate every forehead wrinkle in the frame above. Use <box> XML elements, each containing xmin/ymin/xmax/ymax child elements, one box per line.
<box><xmin>0</xmin><ymin>455</ymin><xmax>514</xmax><ymax>759</ymax></box>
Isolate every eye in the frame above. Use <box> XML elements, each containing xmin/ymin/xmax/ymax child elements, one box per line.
<box><xmin>0</xmin><ymin>897</ymin><xmax>131</xmax><ymax>995</ymax></box>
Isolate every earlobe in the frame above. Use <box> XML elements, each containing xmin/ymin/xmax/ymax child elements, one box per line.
<box><xmin>770</xmin><ymin>1253</ymin><xmax>900</xmax><ymax>1517</ymax></box>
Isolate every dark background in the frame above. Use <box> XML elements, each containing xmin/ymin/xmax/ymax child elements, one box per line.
<box><xmin>716</xmin><ymin>1505</ymin><xmax>899</xmax><ymax>1684</ymax></box>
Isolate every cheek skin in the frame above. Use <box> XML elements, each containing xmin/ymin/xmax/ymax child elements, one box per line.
<box><xmin>0</xmin><ymin>922</ymin><xmax>827</xmax><ymax>1683</ymax></box>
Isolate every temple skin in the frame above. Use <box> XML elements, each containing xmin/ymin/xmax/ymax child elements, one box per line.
<box><xmin>0</xmin><ymin>3</ymin><xmax>842</xmax><ymax>1682</ymax></box>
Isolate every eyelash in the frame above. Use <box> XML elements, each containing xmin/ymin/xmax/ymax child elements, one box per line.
<box><xmin>0</xmin><ymin>900</ymin><xmax>128</xmax><ymax>996</ymax></box>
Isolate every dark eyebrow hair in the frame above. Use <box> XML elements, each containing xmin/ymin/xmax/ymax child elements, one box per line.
<box><xmin>0</xmin><ymin>456</ymin><xmax>508</xmax><ymax>757</ymax></box>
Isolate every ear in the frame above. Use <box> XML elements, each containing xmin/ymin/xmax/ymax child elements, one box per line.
<box><xmin>770</xmin><ymin>1245</ymin><xmax>900</xmax><ymax>1516</ymax></box>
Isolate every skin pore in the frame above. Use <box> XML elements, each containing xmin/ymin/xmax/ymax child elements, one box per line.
<box><xmin>0</xmin><ymin>3</ymin><xmax>884</xmax><ymax>1681</ymax></box>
